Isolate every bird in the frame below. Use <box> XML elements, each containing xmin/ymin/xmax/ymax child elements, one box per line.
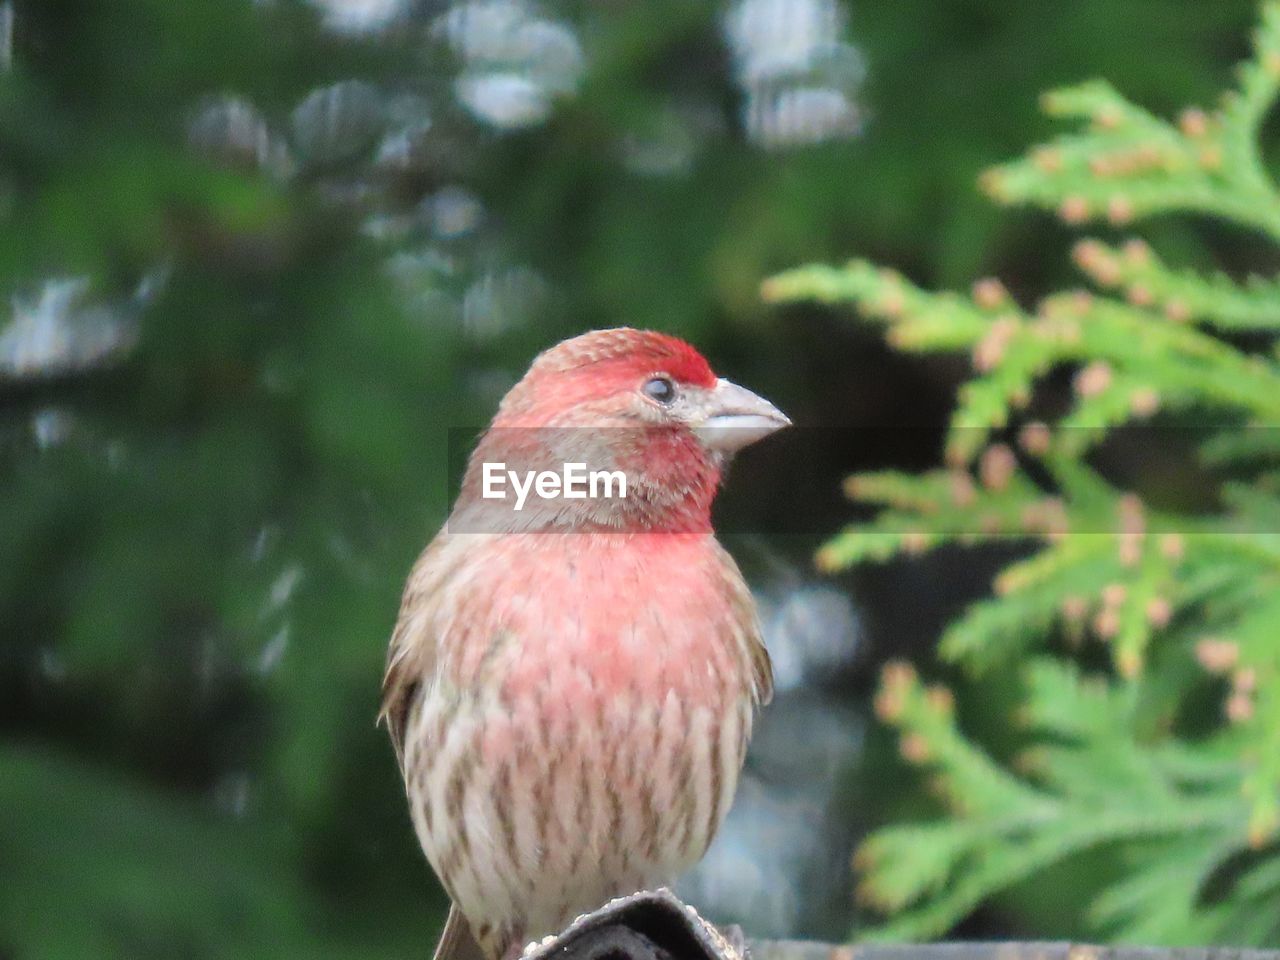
<box><xmin>379</xmin><ymin>328</ymin><xmax>790</xmax><ymax>960</ymax></box>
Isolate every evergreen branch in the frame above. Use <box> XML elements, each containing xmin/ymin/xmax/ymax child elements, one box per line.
<box><xmin>767</xmin><ymin>262</ymin><xmax>1280</xmax><ymax>473</ymax></box>
<box><xmin>1086</xmin><ymin>834</ymin><xmax>1242</xmax><ymax>943</ymax></box>
<box><xmin>1072</xmin><ymin>238</ymin><xmax>1280</xmax><ymax>332</ymax></box>
<box><xmin>856</xmin><ymin>662</ymin><xmax>1252</xmax><ymax>943</ymax></box>
<box><xmin>1223</xmin><ymin>2</ymin><xmax>1280</xmax><ymax>196</ymax></box>
<box><xmin>768</xmin><ymin>2</ymin><xmax>1280</xmax><ymax>942</ymax></box>
<box><xmin>761</xmin><ymin>261</ymin><xmax>990</xmax><ymax>350</ymax></box>
<box><xmin>871</xmin><ymin>662</ymin><xmax>1053</xmax><ymax>820</ymax></box>
<box><xmin>980</xmin><ymin>24</ymin><xmax>1280</xmax><ymax>244</ymax></box>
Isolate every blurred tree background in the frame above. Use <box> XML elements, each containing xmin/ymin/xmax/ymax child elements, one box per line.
<box><xmin>0</xmin><ymin>1</ymin><xmax>1268</xmax><ymax>958</ymax></box>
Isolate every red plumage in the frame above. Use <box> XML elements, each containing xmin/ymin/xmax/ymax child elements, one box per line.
<box><xmin>380</xmin><ymin>328</ymin><xmax>787</xmax><ymax>960</ymax></box>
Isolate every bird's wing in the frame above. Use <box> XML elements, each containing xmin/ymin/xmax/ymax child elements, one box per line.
<box><xmin>379</xmin><ymin>535</ymin><xmax>451</xmax><ymax>769</ymax></box>
<box><xmin>716</xmin><ymin>541</ymin><xmax>774</xmax><ymax>706</ymax></box>
<box><xmin>749</xmin><ymin>624</ymin><xmax>774</xmax><ymax>706</ymax></box>
<box><xmin>745</xmin><ymin>609</ymin><xmax>774</xmax><ymax>707</ymax></box>
<box><xmin>433</xmin><ymin>905</ymin><xmax>488</xmax><ymax>960</ymax></box>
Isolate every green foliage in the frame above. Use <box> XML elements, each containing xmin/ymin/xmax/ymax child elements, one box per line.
<box><xmin>1</xmin><ymin>2</ymin><xmax>460</xmax><ymax>956</ymax></box>
<box><xmin>3</xmin><ymin>745</ymin><xmax>322</xmax><ymax>959</ymax></box>
<box><xmin>2</xmin><ymin>0</ymin><xmax>1270</xmax><ymax>954</ymax></box>
<box><xmin>857</xmin><ymin>662</ymin><xmax>1280</xmax><ymax>946</ymax></box>
<box><xmin>767</xmin><ymin>1</ymin><xmax>1280</xmax><ymax>946</ymax></box>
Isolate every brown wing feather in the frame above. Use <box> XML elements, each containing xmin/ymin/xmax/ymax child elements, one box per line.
<box><xmin>714</xmin><ymin>540</ymin><xmax>773</xmax><ymax>706</ymax></box>
<box><xmin>378</xmin><ymin>535</ymin><xmax>450</xmax><ymax>769</ymax></box>
<box><xmin>378</xmin><ymin>641</ymin><xmax>420</xmax><ymax>770</ymax></box>
<box><xmin>750</xmin><ymin>628</ymin><xmax>774</xmax><ymax>706</ymax></box>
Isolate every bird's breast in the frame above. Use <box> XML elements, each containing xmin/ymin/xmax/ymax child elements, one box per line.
<box><xmin>440</xmin><ymin>532</ymin><xmax>752</xmax><ymax>717</ymax></box>
<box><xmin>406</xmin><ymin>532</ymin><xmax>760</xmax><ymax>952</ymax></box>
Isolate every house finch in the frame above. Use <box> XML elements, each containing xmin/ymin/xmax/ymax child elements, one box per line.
<box><xmin>380</xmin><ymin>328</ymin><xmax>789</xmax><ymax>960</ymax></box>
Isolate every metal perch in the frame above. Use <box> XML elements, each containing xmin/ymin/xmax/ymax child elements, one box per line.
<box><xmin>509</xmin><ymin>890</ymin><xmax>1280</xmax><ymax>960</ymax></box>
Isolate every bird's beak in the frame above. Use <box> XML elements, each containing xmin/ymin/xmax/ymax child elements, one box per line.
<box><xmin>692</xmin><ymin>378</ymin><xmax>792</xmax><ymax>454</ymax></box>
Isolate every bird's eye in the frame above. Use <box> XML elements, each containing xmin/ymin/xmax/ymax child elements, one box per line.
<box><xmin>642</xmin><ymin>376</ymin><xmax>677</xmax><ymax>405</ymax></box>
